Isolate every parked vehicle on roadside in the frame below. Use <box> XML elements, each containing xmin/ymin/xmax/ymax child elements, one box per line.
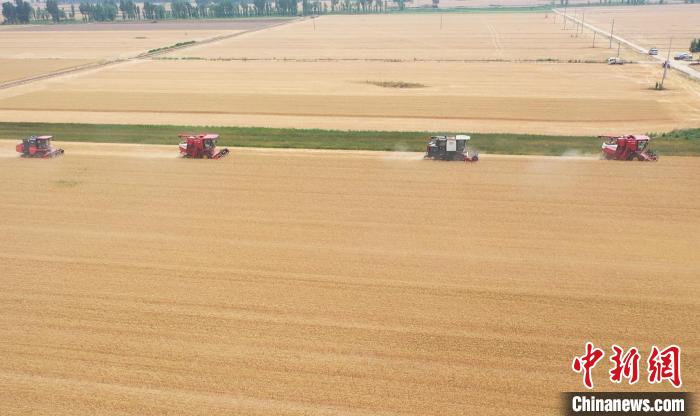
<box><xmin>674</xmin><ymin>52</ymin><xmax>692</xmax><ymax>61</ymax></box>
<box><xmin>648</xmin><ymin>47</ymin><xmax>658</xmax><ymax>56</ymax></box>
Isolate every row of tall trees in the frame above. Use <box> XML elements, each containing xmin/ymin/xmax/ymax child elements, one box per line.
<box><xmin>118</xmin><ymin>0</ymin><xmax>139</xmax><ymax>19</ymax></box>
<box><xmin>691</xmin><ymin>38</ymin><xmax>700</xmax><ymax>53</ymax></box>
<box><xmin>2</xmin><ymin>0</ymin><xmax>78</xmax><ymax>22</ymax></box>
<box><xmin>557</xmin><ymin>0</ymin><xmax>652</xmax><ymax>4</ymax></box>
<box><xmin>3</xmin><ymin>0</ymin><xmax>409</xmax><ymax>23</ymax></box>
<box><xmin>142</xmin><ymin>1</ymin><xmax>166</xmax><ymax>19</ymax></box>
<box><xmin>46</xmin><ymin>0</ymin><xmax>66</xmax><ymax>21</ymax></box>
<box><xmin>1</xmin><ymin>0</ymin><xmax>32</xmax><ymax>23</ymax></box>
<box><xmin>158</xmin><ymin>0</ymin><xmax>394</xmax><ymax>18</ymax></box>
<box><xmin>79</xmin><ymin>2</ymin><xmax>118</xmax><ymax>20</ymax></box>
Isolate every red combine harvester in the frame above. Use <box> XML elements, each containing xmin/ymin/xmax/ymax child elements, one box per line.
<box><xmin>178</xmin><ymin>133</ymin><xmax>229</xmax><ymax>159</ymax></box>
<box><xmin>16</xmin><ymin>135</ymin><xmax>64</xmax><ymax>158</ymax></box>
<box><xmin>600</xmin><ymin>135</ymin><xmax>658</xmax><ymax>161</ymax></box>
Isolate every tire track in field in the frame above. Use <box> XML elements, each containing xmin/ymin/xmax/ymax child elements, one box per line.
<box><xmin>482</xmin><ymin>17</ymin><xmax>504</xmax><ymax>60</ymax></box>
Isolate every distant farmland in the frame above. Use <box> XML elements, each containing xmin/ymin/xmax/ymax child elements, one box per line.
<box><xmin>1</xmin><ymin>11</ymin><xmax>699</xmax><ymax>135</ymax></box>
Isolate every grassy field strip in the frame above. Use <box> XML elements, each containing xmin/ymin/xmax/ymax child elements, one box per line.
<box><xmin>1</xmin><ymin>122</ymin><xmax>698</xmax><ymax>156</ymax></box>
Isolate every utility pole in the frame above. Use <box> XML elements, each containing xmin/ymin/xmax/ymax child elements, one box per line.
<box><xmin>580</xmin><ymin>10</ymin><xmax>585</xmax><ymax>35</ymax></box>
<box><xmin>593</xmin><ymin>31</ymin><xmax>596</xmax><ymax>48</ymax></box>
<box><xmin>609</xmin><ymin>19</ymin><xmax>614</xmax><ymax>48</ymax></box>
<box><xmin>440</xmin><ymin>14</ymin><xmax>443</xmax><ymax>30</ymax></box>
<box><xmin>563</xmin><ymin>5</ymin><xmax>567</xmax><ymax>30</ymax></box>
<box><xmin>617</xmin><ymin>41</ymin><xmax>620</xmax><ymax>57</ymax></box>
<box><xmin>660</xmin><ymin>37</ymin><xmax>673</xmax><ymax>90</ymax></box>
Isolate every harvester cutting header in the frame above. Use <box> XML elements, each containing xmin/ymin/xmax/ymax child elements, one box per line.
<box><xmin>179</xmin><ymin>133</ymin><xmax>229</xmax><ymax>159</ymax></box>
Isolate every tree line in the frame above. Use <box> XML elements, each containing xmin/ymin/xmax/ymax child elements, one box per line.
<box><xmin>1</xmin><ymin>0</ymin><xmax>32</xmax><ymax>23</ymax></box>
<box><xmin>3</xmin><ymin>0</ymin><xmax>406</xmax><ymax>24</ymax></box>
<box><xmin>691</xmin><ymin>38</ymin><xmax>700</xmax><ymax>53</ymax></box>
<box><xmin>557</xmin><ymin>0</ymin><xmax>669</xmax><ymax>5</ymax></box>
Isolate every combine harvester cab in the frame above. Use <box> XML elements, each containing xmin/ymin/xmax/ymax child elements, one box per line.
<box><xmin>600</xmin><ymin>135</ymin><xmax>658</xmax><ymax>161</ymax></box>
<box><xmin>16</xmin><ymin>135</ymin><xmax>64</xmax><ymax>158</ymax></box>
<box><xmin>179</xmin><ymin>133</ymin><xmax>230</xmax><ymax>159</ymax></box>
<box><xmin>424</xmin><ymin>134</ymin><xmax>479</xmax><ymax>162</ymax></box>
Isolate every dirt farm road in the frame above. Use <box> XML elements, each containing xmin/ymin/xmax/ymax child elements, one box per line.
<box><xmin>1</xmin><ymin>141</ymin><xmax>698</xmax><ymax>415</ymax></box>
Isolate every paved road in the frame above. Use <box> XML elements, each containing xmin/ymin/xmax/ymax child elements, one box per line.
<box><xmin>553</xmin><ymin>9</ymin><xmax>700</xmax><ymax>82</ymax></box>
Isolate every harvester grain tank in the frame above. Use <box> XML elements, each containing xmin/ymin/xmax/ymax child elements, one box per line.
<box><xmin>179</xmin><ymin>133</ymin><xmax>229</xmax><ymax>159</ymax></box>
<box><xmin>425</xmin><ymin>135</ymin><xmax>479</xmax><ymax>162</ymax></box>
<box><xmin>600</xmin><ymin>135</ymin><xmax>658</xmax><ymax>161</ymax></box>
<box><xmin>16</xmin><ymin>135</ymin><xmax>64</xmax><ymax>158</ymax></box>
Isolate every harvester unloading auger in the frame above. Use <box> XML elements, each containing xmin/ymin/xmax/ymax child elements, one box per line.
<box><xmin>16</xmin><ymin>135</ymin><xmax>64</xmax><ymax>158</ymax></box>
<box><xmin>179</xmin><ymin>133</ymin><xmax>230</xmax><ymax>159</ymax></box>
<box><xmin>600</xmin><ymin>135</ymin><xmax>658</xmax><ymax>161</ymax></box>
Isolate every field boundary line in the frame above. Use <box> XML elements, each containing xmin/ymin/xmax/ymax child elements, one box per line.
<box><xmin>0</xmin><ymin>18</ymin><xmax>299</xmax><ymax>91</ymax></box>
<box><xmin>0</xmin><ymin>59</ymin><xmax>127</xmax><ymax>91</ymax></box>
<box><xmin>154</xmin><ymin>57</ymin><xmax>613</xmax><ymax>64</ymax></box>
<box><xmin>135</xmin><ymin>18</ymin><xmax>299</xmax><ymax>59</ymax></box>
<box><xmin>0</xmin><ymin>106</ymin><xmax>668</xmax><ymax>123</ymax></box>
<box><xmin>552</xmin><ymin>8</ymin><xmax>700</xmax><ymax>82</ymax></box>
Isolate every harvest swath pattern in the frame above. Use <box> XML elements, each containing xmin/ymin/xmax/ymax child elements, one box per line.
<box><xmin>1</xmin><ymin>142</ymin><xmax>698</xmax><ymax>415</ymax></box>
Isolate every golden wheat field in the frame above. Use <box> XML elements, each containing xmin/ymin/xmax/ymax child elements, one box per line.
<box><xmin>0</xmin><ymin>29</ymin><xmax>237</xmax><ymax>85</ymax></box>
<box><xmin>0</xmin><ymin>30</ymin><xmax>236</xmax><ymax>60</ymax></box>
<box><xmin>0</xmin><ymin>19</ymin><xmax>287</xmax><ymax>84</ymax></box>
<box><xmin>170</xmin><ymin>13</ymin><xmax>637</xmax><ymax>61</ymax></box>
<box><xmin>1</xmin><ymin>12</ymin><xmax>699</xmax><ymax>134</ymax></box>
<box><xmin>0</xmin><ymin>58</ymin><xmax>93</xmax><ymax>83</ymax></box>
<box><xmin>0</xmin><ymin>141</ymin><xmax>698</xmax><ymax>415</ymax></box>
<box><xmin>2</xmin><ymin>58</ymin><xmax>700</xmax><ymax>134</ymax></box>
<box><xmin>584</xmin><ymin>4</ymin><xmax>700</xmax><ymax>54</ymax></box>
